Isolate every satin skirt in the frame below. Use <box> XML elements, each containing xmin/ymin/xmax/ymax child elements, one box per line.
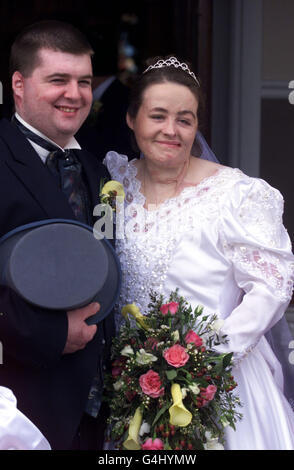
<box><xmin>224</xmin><ymin>337</ymin><xmax>294</xmax><ymax>450</ymax></box>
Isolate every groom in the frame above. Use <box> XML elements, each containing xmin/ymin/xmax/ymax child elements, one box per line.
<box><xmin>0</xmin><ymin>20</ymin><xmax>114</xmax><ymax>449</ymax></box>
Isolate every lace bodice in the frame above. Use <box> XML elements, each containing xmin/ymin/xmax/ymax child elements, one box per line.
<box><xmin>104</xmin><ymin>151</ymin><xmax>294</xmax><ymax>362</ymax></box>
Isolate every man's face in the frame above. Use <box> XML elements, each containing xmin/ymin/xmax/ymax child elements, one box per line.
<box><xmin>12</xmin><ymin>48</ymin><xmax>93</xmax><ymax>147</ymax></box>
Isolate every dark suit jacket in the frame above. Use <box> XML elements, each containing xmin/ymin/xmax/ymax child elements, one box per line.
<box><xmin>0</xmin><ymin>118</ymin><xmax>115</xmax><ymax>449</ymax></box>
<box><xmin>76</xmin><ymin>78</ymin><xmax>139</xmax><ymax>161</ymax></box>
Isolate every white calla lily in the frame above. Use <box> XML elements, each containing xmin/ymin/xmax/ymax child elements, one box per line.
<box><xmin>136</xmin><ymin>349</ymin><xmax>158</xmax><ymax>365</ymax></box>
<box><xmin>188</xmin><ymin>383</ymin><xmax>200</xmax><ymax>395</ymax></box>
<box><xmin>120</xmin><ymin>345</ymin><xmax>134</xmax><ymax>357</ymax></box>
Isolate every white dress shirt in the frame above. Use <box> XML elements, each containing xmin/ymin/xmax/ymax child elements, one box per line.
<box><xmin>15</xmin><ymin>112</ymin><xmax>81</xmax><ymax>163</ymax></box>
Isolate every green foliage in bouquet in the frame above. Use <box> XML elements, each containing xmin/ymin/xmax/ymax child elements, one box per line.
<box><xmin>104</xmin><ymin>290</ymin><xmax>242</xmax><ymax>450</ymax></box>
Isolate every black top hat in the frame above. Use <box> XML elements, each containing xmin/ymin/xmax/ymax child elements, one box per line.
<box><xmin>0</xmin><ymin>219</ymin><xmax>121</xmax><ymax>324</ymax></box>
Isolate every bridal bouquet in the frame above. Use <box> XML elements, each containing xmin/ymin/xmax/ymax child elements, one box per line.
<box><xmin>104</xmin><ymin>290</ymin><xmax>242</xmax><ymax>450</ymax></box>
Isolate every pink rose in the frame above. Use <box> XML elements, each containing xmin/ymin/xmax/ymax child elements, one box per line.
<box><xmin>163</xmin><ymin>344</ymin><xmax>189</xmax><ymax>368</ymax></box>
<box><xmin>185</xmin><ymin>330</ymin><xmax>203</xmax><ymax>347</ymax></box>
<box><xmin>160</xmin><ymin>302</ymin><xmax>179</xmax><ymax>315</ymax></box>
<box><xmin>139</xmin><ymin>370</ymin><xmax>165</xmax><ymax>398</ymax></box>
<box><xmin>142</xmin><ymin>438</ymin><xmax>164</xmax><ymax>450</ymax></box>
<box><xmin>201</xmin><ymin>385</ymin><xmax>217</xmax><ymax>401</ymax></box>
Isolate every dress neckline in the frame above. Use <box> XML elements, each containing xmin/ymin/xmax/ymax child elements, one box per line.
<box><xmin>128</xmin><ymin>158</ymin><xmax>234</xmax><ymax>212</ymax></box>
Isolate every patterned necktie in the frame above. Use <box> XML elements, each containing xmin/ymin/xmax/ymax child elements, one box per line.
<box><xmin>12</xmin><ymin>116</ymin><xmax>91</xmax><ymax>224</ymax></box>
<box><xmin>45</xmin><ymin>149</ymin><xmax>91</xmax><ymax>224</ymax></box>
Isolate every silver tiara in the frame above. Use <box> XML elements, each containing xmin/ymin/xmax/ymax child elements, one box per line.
<box><xmin>143</xmin><ymin>56</ymin><xmax>200</xmax><ymax>86</ymax></box>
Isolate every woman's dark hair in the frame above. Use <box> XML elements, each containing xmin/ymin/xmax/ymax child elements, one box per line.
<box><xmin>128</xmin><ymin>56</ymin><xmax>203</xmax><ymax>120</ymax></box>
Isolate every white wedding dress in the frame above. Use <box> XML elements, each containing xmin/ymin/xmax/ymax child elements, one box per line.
<box><xmin>104</xmin><ymin>151</ymin><xmax>294</xmax><ymax>450</ymax></box>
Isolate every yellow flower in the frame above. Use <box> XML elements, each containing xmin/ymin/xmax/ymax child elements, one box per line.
<box><xmin>121</xmin><ymin>303</ymin><xmax>141</xmax><ymax>319</ymax></box>
<box><xmin>169</xmin><ymin>383</ymin><xmax>192</xmax><ymax>427</ymax></box>
<box><xmin>123</xmin><ymin>407</ymin><xmax>142</xmax><ymax>450</ymax></box>
<box><xmin>121</xmin><ymin>304</ymin><xmax>149</xmax><ymax>330</ymax></box>
<box><xmin>100</xmin><ymin>180</ymin><xmax>125</xmax><ymax>204</ymax></box>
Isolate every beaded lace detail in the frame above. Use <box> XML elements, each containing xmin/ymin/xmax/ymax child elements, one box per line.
<box><xmin>104</xmin><ymin>152</ymin><xmax>294</xmax><ymax>334</ymax></box>
<box><xmin>221</xmin><ymin>244</ymin><xmax>294</xmax><ymax>303</ymax></box>
<box><xmin>219</xmin><ymin>180</ymin><xmax>294</xmax><ymax>303</ymax></box>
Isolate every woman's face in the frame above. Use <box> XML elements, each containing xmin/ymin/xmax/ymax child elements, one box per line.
<box><xmin>127</xmin><ymin>82</ymin><xmax>198</xmax><ymax>168</ymax></box>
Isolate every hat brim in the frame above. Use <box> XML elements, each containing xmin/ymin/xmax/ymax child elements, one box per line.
<box><xmin>0</xmin><ymin>219</ymin><xmax>121</xmax><ymax>324</ymax></box>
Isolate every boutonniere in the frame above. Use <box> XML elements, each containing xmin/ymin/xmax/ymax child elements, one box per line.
<box><xmin>99</xmin><ymin>178</ymin><xmax>125</xmax><ymax>212</ymax></box>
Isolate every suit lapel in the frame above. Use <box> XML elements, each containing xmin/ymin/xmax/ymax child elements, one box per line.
<box><xmin>75</xmin><ymin>148</ymin><xmax>116</xmax><ymax>245</ymax></box>
<box><xmin>0</xmin><ymin>119</ymin><xmax>76</xmax><ymax>219</ymax></box>
<box><xmin>0</xmin><ymin>119</ymin><xmax>110</xmax><ymax>225</ymax></box>
<box><xmin>75</xmin><ymin>149</ymin><xmax>106</xmax><ymax>209</ymax></box>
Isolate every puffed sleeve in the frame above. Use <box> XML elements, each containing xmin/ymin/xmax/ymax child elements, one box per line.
<box><xmin>103</xmin><ymin>151</ymin><xmax>141</xmax><ymax>207</ymax></box>
<box><xmin>103</xmin><ymin>151</ymin><xmax>129</xmax><ymax>182</ymax></box>
<box><xmin>217</xmin><ymin>176</ymin><xmax>294</xmax><ymax>364</ymax></box>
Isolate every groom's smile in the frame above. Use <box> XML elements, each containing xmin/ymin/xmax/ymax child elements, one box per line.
<box><xmin>12</xmin><ymin>48</ymin><xmax>93</xmax><ymax>147</ymax></box>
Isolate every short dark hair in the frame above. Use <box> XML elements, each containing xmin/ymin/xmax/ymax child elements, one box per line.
<box><xmin>128</xmin><ymin>56</ymin><xmax>202</xmax><ymax>120</ymax></box>
<box><xmin>9</xmin><ymin>20</ymin><xmax>94</xmax><ymax>78</ymax></box>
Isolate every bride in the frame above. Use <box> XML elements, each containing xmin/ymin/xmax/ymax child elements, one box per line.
<box><xmin>104</xmin><ymin>56</ymin><xmax>294</xmax><ymax>450</ymax></box>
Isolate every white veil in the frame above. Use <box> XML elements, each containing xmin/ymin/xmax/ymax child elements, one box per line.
<box><xmin>192</xmin><ymin>130</ymin><xmax>219</xmax><ymax>162</ymax></box>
